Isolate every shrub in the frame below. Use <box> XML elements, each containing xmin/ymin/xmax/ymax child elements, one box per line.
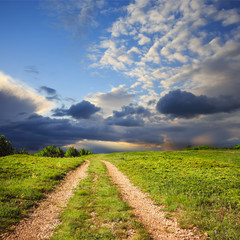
<box><xmin>233</xmin><ymin>144</ymin><xmax>240</xmax><ymax>149</ymax></box>
<box><xmin>0</xmin><ymin>135</ymin><xmax>14</xmax><ymax>157</ymax></box>
<box><xmin>65</xmin><ymin>147</ymin><xmax>79</xmax><ymax>157</ymax></box>
<box><xmin>35</xmin><ymin>145</ymin><xmax>65</xmax><ymax>157</ymax></box>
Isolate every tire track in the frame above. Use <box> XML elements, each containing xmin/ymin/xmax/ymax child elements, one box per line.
<box><xmin>2</xmin><ymin>161</ymin><xmax>89</xmax><ymax>240</ymax></box>
<box><xmin>103</xmin><ymin>160</ymin><xmax>204</xmax><ymax>240</ymax></box>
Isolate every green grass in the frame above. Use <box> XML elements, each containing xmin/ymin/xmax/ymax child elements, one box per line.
<box><xmin>0</xmin><ymin>154</ymin><xmax>85</xmax><ymax>234</ymax></box>
<box><xmin>51</xmin><ymin>155</ymin><xmax>151</xmax><ymax>240</ymax></box>
<box><xmin>102</xmin><ymin>151</ymin><xmax>240</xmax><ymax>240</ymax></box>
<box><xmin>2</xmin><ymin>151</ymin><xmax>240</xmax><ymax>239</ymax></box>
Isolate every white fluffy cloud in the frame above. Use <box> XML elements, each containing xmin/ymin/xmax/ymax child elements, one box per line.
<box><xmin>86</xmin><ymin>85</ymin><xmax>136</xmax><ymax>116</ymax></box>
<box><xmin>89</xmin><ymin>0</ymin><xmax>240</xmax><ymax>104</ymax></box>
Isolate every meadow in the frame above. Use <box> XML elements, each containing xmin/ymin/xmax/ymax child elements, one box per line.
<box><xmin>0</xmin><ymin>155</ymin><xmax>85</xmax><ymax>234</ymax></box>
<box><xmin>102</xmin><ymin>150</ymin><xmax>240</xmax><ymax>239</ymax></box>
<box><xmin>1</xmin><ymin>150</ymin><xmax>240</xmax><ymax>239</ymax></box>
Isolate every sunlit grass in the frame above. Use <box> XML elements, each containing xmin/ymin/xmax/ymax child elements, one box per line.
<box><xmin>103</xmin><ymin>151</ymin><xmax>240</xmax><ymax>239</ymax></box>
<box><xmin>0</xmin><ymin>154</ymin><xmax>85</xmax><ymax>234</ymax></box>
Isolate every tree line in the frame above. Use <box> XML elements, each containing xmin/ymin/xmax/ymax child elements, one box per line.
<box><xmin>34</xmin><ymin>145</ymin><xmax>92</xmax><ymax>158</ymax></box>
<box><xmin>182</xmin><ymin>144</ymin><xmax>240</xmax><ymax>150</ymax></box>
<box><xmin>0</xmin><ymin>135</ymin><xmax>92</xmax><ymax>157</ymax></box>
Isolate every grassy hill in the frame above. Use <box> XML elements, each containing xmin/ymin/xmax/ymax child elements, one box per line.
<box><xmin>1</xmin><ymin>151</ymin><xmax>240</xmax><ymax>239</ymax></box>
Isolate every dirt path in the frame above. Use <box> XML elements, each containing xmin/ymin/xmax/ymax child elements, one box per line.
<box><xmin>2</xmin><ymin>161</ymin><xmax>89</xmax><ymax>240</ymax></box>
<box><xmin>103</xmin><ymin>161</ymin><xmax>204</xmax><ymax>240</ymax></box>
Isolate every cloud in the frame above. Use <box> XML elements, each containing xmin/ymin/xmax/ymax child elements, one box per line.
<box><xmin>105</xmin><ymin>116</ymin><xmax>144</xmax><ymax>127</ymax></box>
<box><xmin>24</xmin><ymin>66</ymin><xmax>39</xmax><ymax>74</ymax></box>
<box><xmin>86</xmin><ymin>85</ymin><xmax>136</xmax><ymax>115</ymax></box>
<box><xmin>112</xmin><ymin>104</ymin><xmax>150</xmax><ymax>118</ymax></box>
<box><xmin>0</xmin><ymin>72</ymin><xmax>54</xmax><ymax>122</ymax></box>
<box><xmin>104</xmin><ymin>104</ymin><xmax>151</xmax><ymax>127</ymax></box>
<box><xmin>39</xmin><ymin>86</ymin><xmax>57</xmax><ymax>96</ymax></box>
<box><xmin>156</xmin><ymin>89</ymin><xmax>240</xmax><ymax>118</ymax></box>
<box><xmin>0</xmin><ymin>114</ymin><xmax>118</xmax><ymax>151</ymax></box>
<box><xmin>53</xmin><ymin>100</ymin><xmax>101</xmax><ymax>119</ymax></box>
<box><xmin>1</xmin><ymin>111</ymin><xmax>238</xmax><ymax>153</ymax></box>
<box><xmin>88</xmin><ymin>0</ymin><xmax>240</xmax><ymax>106</ymax></box>
<box><xmin>39</xmin><ymin>86</ymin><xmax>60</xmax><ymax>101</ymax></box>
<box><xmin>64</xmin><ymin>139</ymin><xmax>163</xmax><ymax>154</ymax></box>
<box><xmin>42</xmin><ymin>0</ymin><xmax>105</xmax><ymax>37</ymax></box>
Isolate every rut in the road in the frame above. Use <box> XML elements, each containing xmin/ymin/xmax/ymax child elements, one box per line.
<box><xmin>103</xmin><ymin>161</ymin><xmax>204</xmax><ymax>240</ymax></box>
<box><xmin>2</xmin><ymin>161</ymin><xmax>89</xmax><ymax>240</ymax></box>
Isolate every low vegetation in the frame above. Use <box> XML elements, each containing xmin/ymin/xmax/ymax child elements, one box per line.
<box><xmin>0</xmin><ymin>154</ymin><xmax>85</xmax><ymax>234</ymax></box>
<box><xmin>103</xmin><ymin>151</ymin><xmax>240</xmax><ymax>239</ymax></box>
<box><xmin>0</xmin><ymin>135</ymin><xmax>92</xmax><ymax>158</ymax></box>
<box><xmin>182</xmin><ymin>144</ymin><xmax>240</xmax><ymax>150</ymax></box>
<box><xmin>52</xmin><ymin>155</ymin><xmax>151</xmax><ymax>240</ymax></box>
<box><xmin>0</xmin><ymin>135</ymin><xmax>28</xmax><ymax>157</ymax></box>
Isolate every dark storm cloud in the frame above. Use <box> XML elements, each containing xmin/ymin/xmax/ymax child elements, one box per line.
<box><xmin>147</xmin><ymin>99</ymin><xmax>156</xmax><ymax>106</ymax></box>
<box><xmin>1</xmin><ymin>112</ymin><xmax>239</xmax><ymax>153</ymax></box>
<box><xmin>113</xmin><ymin>104</ymin><xmax>151</xmax><ymax>118</ymax></box>
<box><xmin>104</xmin><ymin>104</ymin><xmax>150</xmax><ymax>127</ymax></box>
<box><xmin>53</xmin><ymin>100</ymin><xmax>101</xmax><ymax>119</ymax></box>
<box><xmin>157</xmin><ymin>89</ymin><xmax>240</xmax><ymax>118</ymax></box>
<box><xmin>0</xmin><ymin>90</ymin><xmax>36</xmax><ymax>121</ymax></box>
<box><xmin>0</xmin><ymin>114</ymin><xmax>118</xmax><ymax>151</ymax></box>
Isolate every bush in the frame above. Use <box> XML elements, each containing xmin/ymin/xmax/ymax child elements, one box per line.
<box><xmin>79</xmin><ymin>148</ymin><xmax>92</xmax><ymax>156</ymax></box>
<box><xmin>65</xmin><ymin>147</ymin><xmax>79</xmax><ymax>157</ymax></box>
<box><xmin>233</xmin><ymin>144</ymin><xmax>240</xmax><ymax>149</ymax></box>
<box><xmin>0</xmin><ymin>135</ymin><xmax>14</xmax><ymax>157</ymax></box>
<box><xmin>35</xmin><ymin>145</ymin><xmax>65</xmax><ymax>157</ymax></box>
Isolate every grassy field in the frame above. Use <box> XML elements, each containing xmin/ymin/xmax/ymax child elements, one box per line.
<box><xmin>52</xmin><ymin>155</ymin><xmax>151</xmax><ymax>240</ymax></box>
<box><xmin>1</xmin><ymin>151</ymin><xmax>240</xmax><ymax>239</ymax></box>
<box><xmin>102</xmin><ymin>150</ymin><xmax>240</xmax><ymax>240</ymax></box>
<box><xmin>0</xmin><ymin>154</ymin><xmax>85</xmax><ymax>234</ymax></box>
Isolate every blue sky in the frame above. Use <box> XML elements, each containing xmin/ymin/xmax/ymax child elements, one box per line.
<box><xmin>0</xmin><ymin>0</ymin><xmax>240</xmax><ymax>153</ymax></box>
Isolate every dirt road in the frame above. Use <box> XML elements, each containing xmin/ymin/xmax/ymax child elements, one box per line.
<box><xmin>103</xmin><ymin>160</ymin><xmax>204</xmax><ymax>240</ymax></box>
<box><xmin>2</xmin><ymin>161</ymin><xmax>89</xmax><ymax>240</ymax></box>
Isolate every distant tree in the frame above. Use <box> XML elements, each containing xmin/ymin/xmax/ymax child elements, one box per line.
<box><xmin>79</xmin><ymin>148</ymin><xmax>93</xmax><ymax>156</ymax></box>
<box><xmin>86</xmin><ymin>150</ymin><xmax>93</xmax><ymax>155</ymax></box>
<box><xmin>182</xmin><ymin>145</ymin><xmax>216</xmax><ymax>150</ymax></box>
<box><xmin>233</xmin><ymin>144</ymin><xmax>240</xmax><ymax>150</ymax></box>
<box><xmin>19</xmin><ymin>148</ymin><xmax>29</xmax><ymax>155</ymax></box>
<box><xmin>65</xmin><ymin>147</ymin><xmax>79</xmax><ymax>157</ymax></box>
<box><xmin>0</xmin><ymin>135</ymin><xmax>14</xmax><ymax>157</ymax></box>
<box><xmin>56</xmin><ymin>147</ymin><xmax>65</xmax><ymax>157</ymax></box>
<box><xmin>79</xmin><ymin>148</ymin><xmax>86</xmax><ymax>156</ymax></box>
<box><xmin>35</xmin><ymin>145</ymin><xmax>65</xmax><ymax>157</ymax></box>
<box><xmin>13</xmin><ymin>148</ymin><xmax>19</xmax><ymax>154</ymax></box>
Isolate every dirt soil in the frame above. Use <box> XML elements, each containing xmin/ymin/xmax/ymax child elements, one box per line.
<box><xmin>103</xmin><ymin>161</ymin><xmax>205</xmax><ymax>240</ymax></box>
<box><xmin>2</xmin><ymin>161</ymin><xmax>89</xmax><ymax>240</ymax></box>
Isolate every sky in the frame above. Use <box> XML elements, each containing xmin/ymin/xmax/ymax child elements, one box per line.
<box><xmin>0</xmin><ymin>0</ymin><xmax>240</xmax><ymax>153</ymax></box>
